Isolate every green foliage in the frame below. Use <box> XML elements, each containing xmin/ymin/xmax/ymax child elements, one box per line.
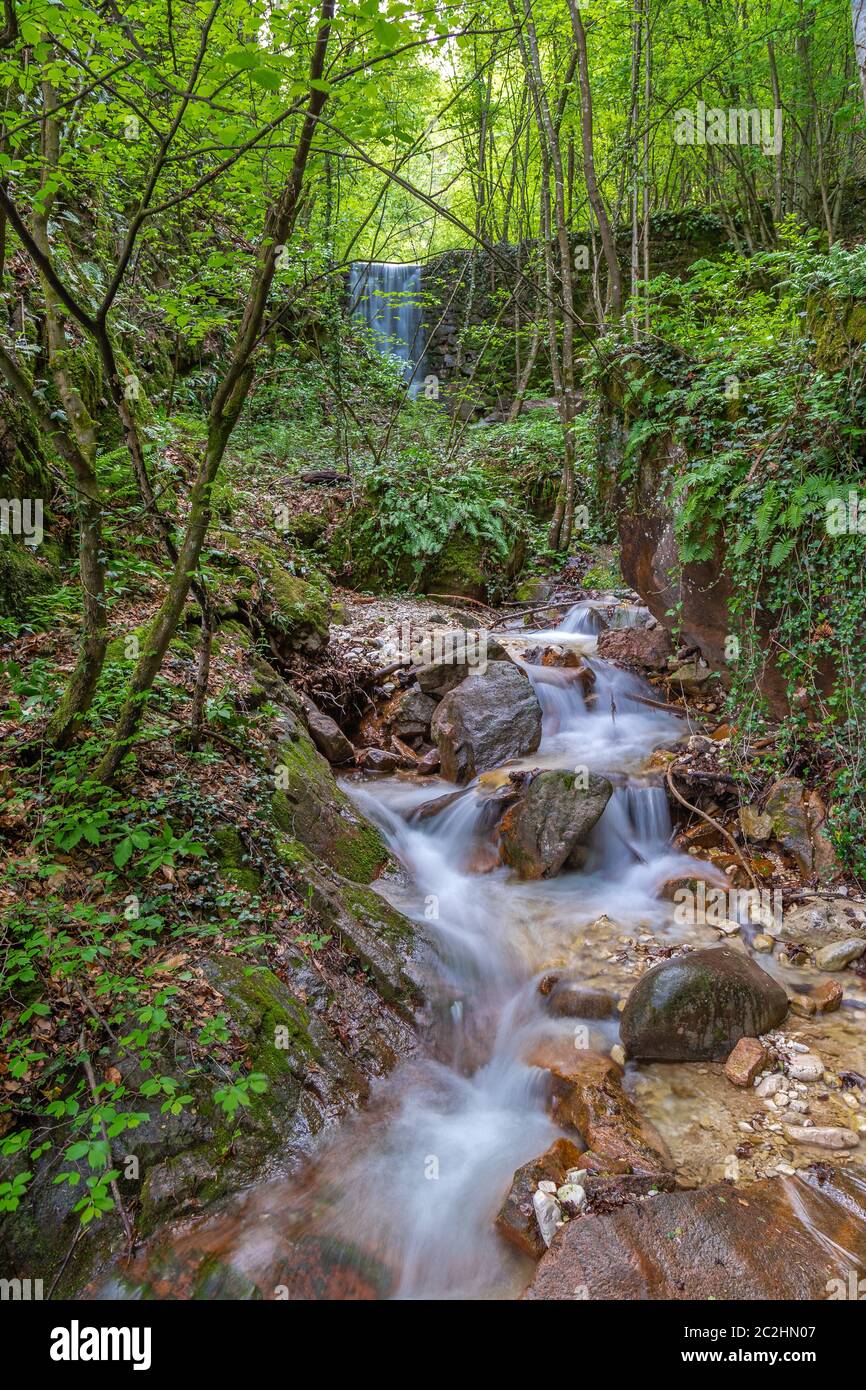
<box><xmin>596</xmin><ymin>238</ymin><xmax>866</xmax><ymax>875</ymax></box>
<box><xmin>352</xmin><ymin>445</ymin><xmax>519</xmax><ymax>585</ymax></box>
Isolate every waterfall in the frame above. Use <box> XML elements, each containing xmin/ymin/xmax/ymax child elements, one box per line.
<box><xmin>349</xmin><ymin>261</ymin><xmax>426</xmax><ymax>396</ymax></box>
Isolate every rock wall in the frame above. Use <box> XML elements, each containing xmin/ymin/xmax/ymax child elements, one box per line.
<box><xmin>420</xmin><ymin>210</ymin><xmax>732</xmax><ymax>402</ymax></box>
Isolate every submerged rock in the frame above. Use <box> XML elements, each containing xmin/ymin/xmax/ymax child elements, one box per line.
<box><xmin>539</xmin><ymin>975</ymin><xmax>619</xmax><ymax>1020</ymax></box>
<box><xmin>499</xmin><ymin>770</ymin><xmax>613</xmax><ymax>879</ymax></box>
<box><xmin>431</xmin><ymin>661</ymin><xmax>542</xmax><ymax>783</ymax></box>
<box><xmin>523</xmin><ymin>1165</ymin><xmax>866</xmax><ymax>1300</ymax></box>
<box><xmin>620</xmin><ymin>946</ymin><xmax>789</xmax><ymax>1062</ymax></box>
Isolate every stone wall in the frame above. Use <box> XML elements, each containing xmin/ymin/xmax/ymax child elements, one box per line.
<box><xmin>420</xmin><ymin>209</ymin><xmax>733</xmax><ymax>405</ymax></box>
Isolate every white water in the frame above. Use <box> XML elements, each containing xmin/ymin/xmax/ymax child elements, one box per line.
<box><xmin>205</xmin><ymin>603</ymin><xmax>726</xmax><ymax>1298</ymax></box>
<box><xmin>349</xmin><ymin>261</ymin><xmax>426</xmax><ymax>396</ymax></box>
<box><xmin>231</xmin><ymin>602</ymin><xmax>718</xmax><ymax>1298</ymax></box>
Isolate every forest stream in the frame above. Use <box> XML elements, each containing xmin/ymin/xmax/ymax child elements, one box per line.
<box><xmin>93</xmin><ymin>602</ymin><xmax>866</xmax><ymax>1301</ymax></box>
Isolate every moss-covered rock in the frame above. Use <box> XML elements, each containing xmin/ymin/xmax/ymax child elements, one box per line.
<box><xmin>807</xmin><ymin>291</ymin><xmax>866</xmax><ymax>372</ymax></box>
<box><xmin>271</xmin><ymin>710</ymin><xmax>389</xmax><ymax>884</ymax></box>
<box><xmin>211</xmin><ymin>534</ymin><xmax>332</xmax><ymax>653</ymax></box>
<box><xmin>0</xmin><ymin>540</ymin><xmax>57</xmax><ymax>617</ymax></box>
<box><xmin>213</xmin><ymin>825</ymin><xmax>262</xmax><ymax>893</ymax></box>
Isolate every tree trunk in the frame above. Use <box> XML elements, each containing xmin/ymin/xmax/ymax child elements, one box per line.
<box><xmin>94</xmin><ymin>0</ymin><xmax>336</xmax><ymax>783</ymax></box>
<box><xmin>568</xmin><ymin>2</ymin><xmax>623</xmax><ymax>319</ymax></box>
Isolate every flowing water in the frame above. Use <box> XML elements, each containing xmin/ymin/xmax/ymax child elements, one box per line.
<box><xmin>104</xmin><ymin>601</ymin><xmax>865</xmax><ymax>1300</ymax></box>
<box><xmin>348</xmin><ymin>261</ymin><xmax>426</xmax><ymax>395</ymax></box>
<box><xmin>180</xmin><ymin>602</ymin><xmax>730</xmax><ymax>1299</ymax></box>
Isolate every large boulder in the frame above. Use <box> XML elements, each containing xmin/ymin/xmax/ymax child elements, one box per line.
<box><xmin>620</xmin><ymin>946</ymin><xmax>789</xmax><ymax>1062</ymax></box>
<box><xmin>499</xmin><ymin>770</ymin><xmax>613</xmax><ymax>879</ymax></box>
<box><xmin>431</xmin><ymin>662</ymin><xmax>542</xmax><ymax>783</ymax></box>
<box><xmin>415</xmin><ymin>632</ymin><xmax>512</xmax><ymax>698</ymax></box>
<box><xmin>524</xmin><ymin>1164</ymin><xmax>866</xmax><ymax>1300</ymax></box>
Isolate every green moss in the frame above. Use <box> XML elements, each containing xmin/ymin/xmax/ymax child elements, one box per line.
<box><xmin>807</xmin><ymin>292</ymin><xmax>866</xmax><ymax>372</ymax></box>
<box><xmin>105</xmin><ymin>620</ymin><xmax>195</xmax><ymax>662</ymax></box>
<box><xmin>0</xmin><ymin>540</ymin><xmax>56</xmax><ymax>617</ymax></box>
<box><xmin>291</xmin><ymin>509</ymin><xmax>329</xmax><ymax>547</ymax></box>
<box><xmin>422</xmin><ymin>529</ymin><xmax>487</xmax><ymax>600</ymax></box>
<box><xmin>212</xmin><ymin>826</ymin><xmax>261</xmax><ymax>893</ymax></box>
<box><xmin>271</xmin><ymin>718</ymin><xmax>389</xmax><ymax>884</ymax></box>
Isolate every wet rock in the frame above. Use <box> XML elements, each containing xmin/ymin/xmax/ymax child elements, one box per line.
<box><xmin>764</xmin><ymin>777</ymin><xmax>840</xmax><ymax>880</ymax></box>
<box><xmin>495</xmin><ymin>1138</ymin><xmax>584</xmax><ymax>1260</ymax></box>
<box><xmin>527</xmin><ymin>1043</ymin><xmax>672</xmax><ymax>1176</ymax></box>
<box><xmin>540</xmin><ymin>976</ymin><xmax>618</xmax><ymax>1020</ymax></box>
<box><xmin>499</xmin><ymin>770</ymin><xmax>613</xmax><ymax>879</ymax></box>
<box><xmin>532</xmin><ymin>1190</ymin><xmax>562</xmax><ymax>1248</ymax></box>
<box><xmin>384</xmin><ymin>688</ymin><xmax>438</xmax><ymax>739</ymax></box>
<box><xmin>299</xmin><ymin>694</ymin><xmax>354</xmax><ymax>765</ymax></box>
<box><xmin>815</xmin><ymin>938</ymin><xmax>866</xmax><ymax>972</ymax></box>
<box><xmin>416</xmin><ymin>747</ymin><xmax>440</xmax><ymax>775</ymax></box>
<box><xmin>620</xmin><ymin>946</ymin><xmax>789</xmax><ymax>1062</ymax></box>
<box><xmin>812</xmin><ymin>980</ymin><xmax>844</xmax><ymax>1013</ymax></box>
<box><xmin>724</xmin><ymin>1037</ymin><xmax>767</xmax><ymax>1087</ymax></box>
<box><xmin>783</xmin><ymin>1126</ymin><xmax>859</xmax><ymax>1151</ymax></box>
<box><xmin>415</xmin><ymin>633</ymin><xmax>512</xmax><ymax>698</ymax></box>
<box><xmin>273</xmin><ymin>1235</ymin><xmax>395</xmax><ymax>1299</ymax></box>
<box><xmin>523</xmin><ymin>1165</ymin><xmax>866</xmax><ymax>1300</ymax></box>
<box><xmin>595</xmin><ymin>626</ymin><xmax>672</xmax><ymax>672</ymax></box>
<box><xmin>431</xmin><ymin>662</ymin><xmax>542</xmax><ymax>783</ymax></box>
<box><xmin>356</xmin><ymin>747</ymin><xmax>403</xmax><ymax>773</ymax></box>
<box><xmin>781</xmin><ymin>896</ymin><xmax>866</xmax><ymax>951</ymax></box>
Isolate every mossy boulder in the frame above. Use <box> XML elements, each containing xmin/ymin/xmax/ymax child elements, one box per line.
<box><xmin>807</xmin><ymin>291</ymin><xmax>866</xmax><ymax>373</ymax></box>
<box><xmin>211</xmin><ymin>534</ymin><xmax>332</xmax><ymax>653</ymax></box>
<box><xmin>0</xmin><ymin>540</ymin><xmax>57</xmax><ymax>618</ymax></box>
<box><xmin>620</xmin><ymin>946</ymin><xmax>789</xmax><ymax>1062</ymax></box>
<box><xmin>213</xmin><ymin>825</ymin><xmax>262</xmax><ymax>893</ymax></box>
<box><xmin>271</xmin><ymin>709</ymin><xmax>389</xmax><ymax>883</ymax></box>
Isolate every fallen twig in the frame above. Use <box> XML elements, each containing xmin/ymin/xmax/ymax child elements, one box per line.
<box><xmin>665</xmin><ymin>761</ymin><xmax>760</xmax><ymax>892</ymax></box>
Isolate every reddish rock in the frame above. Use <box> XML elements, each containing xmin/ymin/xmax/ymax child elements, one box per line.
<box><xmin>724</xmin><ymin>1036</ymin><xmax>767</xmax><ymax>1087</ymax></box>
<box><xmin>495</xmin><ymin>1137</ymin><xmax>584</xmax><ymax>1260</ymax></box>
<box><xmin>539</xmin><ymin>976</ymin><xmax>618</xmax><ymax>1020</ymax></box>
<box><xmin>523</xmin><ymin>1164</ymin><xmax>866</xmax><ymax>1300</ymax></box>
<box><xmin>596</xmin><ymin>626</ymin><xmax>672</xmax><ymax>672</ymax></box>
<box><xmin>416</xmin><ymin>748</ymin><xmax>440</xmax><ymax>775</ymax></box>
<box><xmin>812</xmin><ymin>979</ymin><xmax>844</xmax><ymax>1013</ymax></box>
<box><xmin>526</xmin><ymin>1043</ymin><xmax>672</xmax><ymax>1176</ymax></box>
